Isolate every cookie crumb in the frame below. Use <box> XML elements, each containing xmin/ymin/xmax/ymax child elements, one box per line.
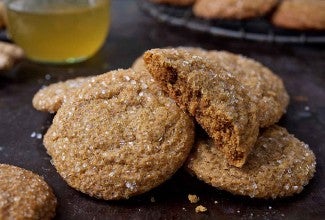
<box><xmin>150</xmin><ymin>196</ymin><xmax>155</xmax><ymax>203</ymax></box>
<box><xmin>188</xmin><ymin>194</ymin><xmax>200</xmax><ymax>203</ymax></box>
<box><xmin>195</xmin><ymin>205</ymin><xmax>207</xmax><ymax>213</ymax></box>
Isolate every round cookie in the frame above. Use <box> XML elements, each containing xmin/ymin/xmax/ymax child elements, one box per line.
<box><xmin>193</xmin><ymin>0</ymin><xmax>278</xmax><ymax>20</ymax></box>
<box><xmin>272</xmin><ymin>0</ymin><xmax>325</xmax><ymax>30</ymax></box>
<box><xmin>0</xmin><ymin>164</ymin><xmax>57</xmax><ymax>219</ymax></box>
<box><xmin>144</xmin><ymin>48</ymin><xmax>259</xmax><ymax>167</ymax></box>
<box><xmin>32</xmin><ymin>76</ymin><xmax>92</xmax><ymax>113</ymax></box>
<box><xmin>186</xmin><ymin>125</ymin><xmax>316</xmax><ymax>199</ymax></box>
<box><xmin>44</xmin><ymin>69</ymin><xmax>194</xmax><ymax>200</ymax></box>
<box><xmin>150</xmin><ymin>0</ymin><xmax>195</xmax><ymax>6</ymax></box>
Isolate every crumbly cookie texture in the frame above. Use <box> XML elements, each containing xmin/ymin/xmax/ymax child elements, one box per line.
<box><xmin>272</xmin><ymin>0</ymin><xmax>325</xmax><ymax>30</ymax></box>
<box><xmin>178</xmin><ymin>47</ymin><xmax>289</xmax><ymax>128</ymax></box>
<box><xmin>193</xmin><ymin>0</ymin><xmax>278</xmax><ymax>19</ymax></box>
<box><xmin>195</xmin><ymin>205</ymin><xmax>207</xmax><ymax>213</ymax></box>
<box><xmin>32</xmin><ymin>76</ymin><xmax>92</xmax><ymax>113</ymax></box>
<box><xmin>188</xmin><ymin>194</ymin><xmax>200</xmax><ymax>203</ymax></box>
<box><xmin>44</xmin><ymin>69</ymin><xmax>194</xmax><ymax>200</ymax></box>
<box><xmin>150</xmin><ymin>0</ymin><xmax>195</xmax><ymax>6</ymax></box>
<box><xmin>187</xmin><ymin>125</ymin><xmax>316</xmax><ymax>199</ymax></box>
<box><xmin>144</xmin><ymin>48</ymin><xmax>259</xmax><ymax>167</ymax></box>
<box><xmin>0</xmin><ymin>164</ymin><xmax>57</xmax><ymax>220</ymax></box>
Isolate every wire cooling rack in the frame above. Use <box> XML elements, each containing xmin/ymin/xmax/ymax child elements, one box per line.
<box><xmin>138</xmin><ymin>0</ymin><xmax>325</xmax><ymax>44</ymax></box>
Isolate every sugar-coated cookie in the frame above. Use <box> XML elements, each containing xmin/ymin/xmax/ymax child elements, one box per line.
<box><xmin>144</xmin><ymin>48</ymin><xmax>259</xmax><ymax>167</ymax></box>
<box><xmin>0</xmin><ymin>164</ymin><xmax>57</xmax><ymax>220</ymax></box>
<box><xmin>186</xmin><ymin>125</ymin><xmax>316</xmax><ymax>199</ymax></box>
<box><xmin>44</xmin><ymin>69</ymin><xmax>194</xmax><ymax>200</ymax></box>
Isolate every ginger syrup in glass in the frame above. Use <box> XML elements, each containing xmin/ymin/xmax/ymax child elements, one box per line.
<box><xmin>6</xmin><ymin>0</ymin><xmax>110</xmax><ymax>63</ymax></box>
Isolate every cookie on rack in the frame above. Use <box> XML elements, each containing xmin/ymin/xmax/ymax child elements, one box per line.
<box><xmin>0</xmin><ymin>164</ymin><xmax>57</xmax><ymax>219</ymax></box>
<box><xmin>150</xmin><ymin>0</ymin><xmax>196</xmax><ymax>6</ymax></box>
<box><xmin>193</xmin><ymin>0</ymin><xmax>278</xmax><ymax>19</ymax></box>
<box><xmin>272</xmin><ymin>0</ymin><xmax>325</xmax><ymax>30</ymax></box>
<box><xmin>32</xmin><ymin>76</ymin><xmax>92</xmax><ymax>113</ymax></box>
<box><xmin>186</xmin><ymin>125</ymin><xmax>316</xmax><ymax>199</ymax></box>
<box><xmin>144</xmin><ymin>48</ymin><xmax>259</xmax><ymax>167</ymax></box>
<box><xmin>44</xmin><ymin>69</ymin><xmax>194</xmax><ymax>200</ymax></box>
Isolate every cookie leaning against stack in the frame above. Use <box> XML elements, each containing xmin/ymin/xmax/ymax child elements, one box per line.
<box><xmin>44</xmin><ymin>69</ymin><xmax>194</xmax><ymax>200</ymax></box>
<box><xmin>144</xmin><ymin>48</ymin><xmax>259</xmax><ymax>167</ymax></box>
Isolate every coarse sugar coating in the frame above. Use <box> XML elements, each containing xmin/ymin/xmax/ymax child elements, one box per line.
<box><xmin>193</xmin><ymin>0</ymin><xmax>278</xmax><ymax>20</ymax></box>
<box><xmin>186</xmin><ymin>125</ymin><xmax>316</xmax><ymax>199</ymax></box>
<box><xmin>0</xmin><ymin>164</ymin><xmax>57</xmax><ymax>220</ymax></box>
<box><xmin>32</xmin><ymin>76</ymin><xmax>92</xmax><ymax>113</ymax></box>
<box><xmin>272</xmin><ymin>0</ymin><xmax>325</xmax><ymax>30</ymax></box>
<box><xmin>44</xmin><ymin>69</ymin><xmax>195</xmax><ymax>200</ymax></box>
<box><xmin>178</xmin><ymin>47</ymin><xmax>289</xmax><ymax>128</ymax></box>
<box><xmin>150</xmin><ymin>0</ymin><xmax>195</xmax><ymax>6</ymax></box>
<box><xmin>144</xmin><ymin>48</ymin><xmax>259</xmax><ymax>167</ymax></box>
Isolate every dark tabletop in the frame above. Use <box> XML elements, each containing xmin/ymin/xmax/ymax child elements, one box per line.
<box><xmin>0</xmin><ymin>0</ymin><xmax>324</xmax><ymax>219</ymax></box>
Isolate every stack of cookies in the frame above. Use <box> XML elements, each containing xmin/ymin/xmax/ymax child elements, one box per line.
<box><xmin>150</xmin><ymin>0</ymin><xmax>325</xmax><ymax>30</ymax></box>
<box><xmin>31</xmin><ymin>47</ymin><xmax>316</xmax><ymax>202</ymax></box>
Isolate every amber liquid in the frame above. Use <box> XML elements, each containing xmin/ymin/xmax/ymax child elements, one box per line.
<box><xmin>7</xmin><ymin>0</ymin><xmax>110</xmax><ymax>63</ymax></box>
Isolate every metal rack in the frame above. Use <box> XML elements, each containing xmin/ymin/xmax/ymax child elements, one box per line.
<box><xmin>138</xmin><ymin>0</ymin><xmax>325</xmax><ymax>44</ymax></box>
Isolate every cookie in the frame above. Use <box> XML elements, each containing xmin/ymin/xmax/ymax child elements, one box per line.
<box><xmin>44</xmin><ymin>69</ymin><xmax>195</xmax><ymax>200</ymax></box>
<box><xmin>32</xmin><ymin>76</ymin><xmax>92</xmax><ymax>113</ymax></box>
<box><xmin>132</xmin><ymin>55</ymin><xmax>148</xmax><ymax>72</ymax></box>
<box><xmin>193</xmin><ymin>0</ymin><xmax>278</xmax><ymax>19</ymax></box>
<box><xmin>0</xmin><ymin>164</ymin><xmax>57</xmax><ymax>219</ymax></box>
<box><xmin>0</xmin><ymin>41</ymin><xmax>24</xmax><ymax>71</ymax></box>
<box><xmin>187</xmin><ymin>125</ymin><xmax>316</xmax><ymax>199</ymax></box>
<box><xmin>150</xmin><ymin>0</ymin><xmax>195</xmax><ymax>6</ymax></box>
<box><xmin>182</xmin><ymin>48</ymin><xmax>289</xmax><ymax>128</ymax></box>
<box><xmin>144</xmin><ymin>48</ymin><xmax>259</xmax><ymax>167</ymax></box>
<box><xmin>272</xmin><ymin>0</ymin><xmax>325</xmax><ymax>30</ymax></box>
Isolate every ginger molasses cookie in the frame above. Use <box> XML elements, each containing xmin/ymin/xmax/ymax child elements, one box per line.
<box><xmin>184</xmin><ymin>48</ymin><xmax>288</xmax><ymax>128</ymax></box>
<box><xmin>0</xmin><ymin>164</ymin><xmax>57</xmax><ymax>220</ymax></box>
<box><xmin>150</xmin><ymin>0</ymin><xmax>195</xmax><ymax>6</ymax></box>
<box><xmin>272</xmin><ymin>0</ymin><xmax>325</xmax><ymax>30</ymax></box>
<box><xmin>193</xmin><ymin>0</ymin><xmax>278</xmax><ymax>20</ymax></box>
<box><xmin>187</xmin><ymin>125</ymin><xmax>316</xmax><ymax>199</ymax></box>
<box><xmin>144</xmin><ymin>48</ymin><xmax>259</xmax><ymax>167</ymax></box>
<box><xmin>44</xmin><ymin>69</ymin><xmax>194</xmax><ymax>200</ymax></box>
<box><xmin>32</xmin><ymin>76</ymin><xmax>92</xmax><ymax>113</ymax></box>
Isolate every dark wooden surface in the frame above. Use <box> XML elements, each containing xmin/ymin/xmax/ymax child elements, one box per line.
<box><xmin>0</xmin><ymin>1</ymin><xmax>324</xmax><ymax>219</ymax></box>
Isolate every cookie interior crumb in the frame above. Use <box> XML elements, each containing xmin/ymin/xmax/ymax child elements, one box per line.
<box><xmin>195</xmin><ymin>205</ymin><xmax>207</xmax><ymax>213</ymax></box>
<box><xmin>188</xmin><ymin>194</ymin><xmax>200</xmax><ymax>203</ymax></box>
